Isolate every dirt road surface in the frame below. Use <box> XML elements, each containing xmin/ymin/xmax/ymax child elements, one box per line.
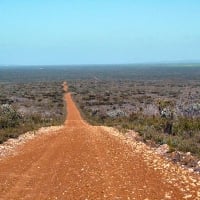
<box><xmin>0</xmin><ymin>82</ymin><xmax>199</xmax><ymax>200</ymax></box>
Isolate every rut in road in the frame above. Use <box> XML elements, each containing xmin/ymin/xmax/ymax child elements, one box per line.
<box><xmin>0</xmin><ymin>82</ymin><xmax>199</xmax><ymax>200</ymax></box>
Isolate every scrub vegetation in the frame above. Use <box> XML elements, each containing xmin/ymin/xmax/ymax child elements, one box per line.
<box><xmin>0</xmin><ymin>65</ymin><xmax>200</xmax><ymax>158</ymax></box>
<box><xmin>0</xmin><ymin>82</ymin><xmax>65</xmax><ymax>143</ymax></box>
<box><xmin>68</xmin><ymin>67</ymin><xmax>200</xmax><ymax>158</ymax></box>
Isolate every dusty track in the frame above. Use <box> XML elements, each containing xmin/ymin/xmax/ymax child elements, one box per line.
<box><xmin>0</xmin><ymin>82</ymin><xmax>199</xmax><ymax>200</ymax></box>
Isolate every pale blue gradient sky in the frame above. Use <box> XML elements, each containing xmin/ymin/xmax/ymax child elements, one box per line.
<box><xmin>0</xmin><ymin>0</ymin><xmax>200</xmax><ymax>65</ymax></box>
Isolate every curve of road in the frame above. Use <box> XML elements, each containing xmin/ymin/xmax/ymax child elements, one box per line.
<box><xmin>0</xmin><ymin>82</ymin><xmax>199</xmax><ymax>200</ymax></box>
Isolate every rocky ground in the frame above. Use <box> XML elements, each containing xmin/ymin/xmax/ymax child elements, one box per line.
<box><xmin>0</xmin><ymin>83</ymin><xmax>199</xmax><ymax>199</ymax></box>
<box><xmin>0</xmin><ymin>126</ymin><xmax>63</xmax><ymax>160</ymax></box>
<box><xmin>101</xmin><ymin>126</ymin><xmax>200</xmax><ymax>174</ymax></box>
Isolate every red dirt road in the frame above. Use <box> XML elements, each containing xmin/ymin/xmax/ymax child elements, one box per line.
<box><xmin>0</xmin><ymin>82</ymin><xmax>199</xmax><ymax>200</ymax></box>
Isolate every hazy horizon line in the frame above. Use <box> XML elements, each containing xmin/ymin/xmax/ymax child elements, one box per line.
<box><xmin>1</xmin><ymin>61</ymin><xmax>200</xmax><ymax>68</ymax></box>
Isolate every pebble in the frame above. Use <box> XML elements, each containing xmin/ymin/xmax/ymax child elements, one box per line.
<box><xmin>0</xmin><ymin>126</ymin><xmax>63</xmax><ymax>159</ymax></box>
<box><xmin>183</xmin><ymin>194</ymin><xmax>193</xmax><ymax>199</ymax></box>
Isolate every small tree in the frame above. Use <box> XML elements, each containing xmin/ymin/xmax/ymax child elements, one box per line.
<box><xmin>158</xmin><ymin>100</ymin><xmax>174</xmax><ymax>135</ymax></box>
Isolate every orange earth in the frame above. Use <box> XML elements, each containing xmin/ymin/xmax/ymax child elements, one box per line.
<box><xmin>0</xmin><ymin>82</ymin><xmax>199</xmax><ymax>200</ymax></box>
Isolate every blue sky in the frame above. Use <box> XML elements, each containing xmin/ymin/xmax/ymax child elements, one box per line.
<box><xmin>0</xmin><ymin>0</ymin><xmax>200</xmax><ymax>65</ymax></box>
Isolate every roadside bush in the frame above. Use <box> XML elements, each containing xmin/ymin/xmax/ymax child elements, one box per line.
<box><xmin>0</xmin><ymin>104</ymin><xmax>22</xmax><ymax>128</ymax></box>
